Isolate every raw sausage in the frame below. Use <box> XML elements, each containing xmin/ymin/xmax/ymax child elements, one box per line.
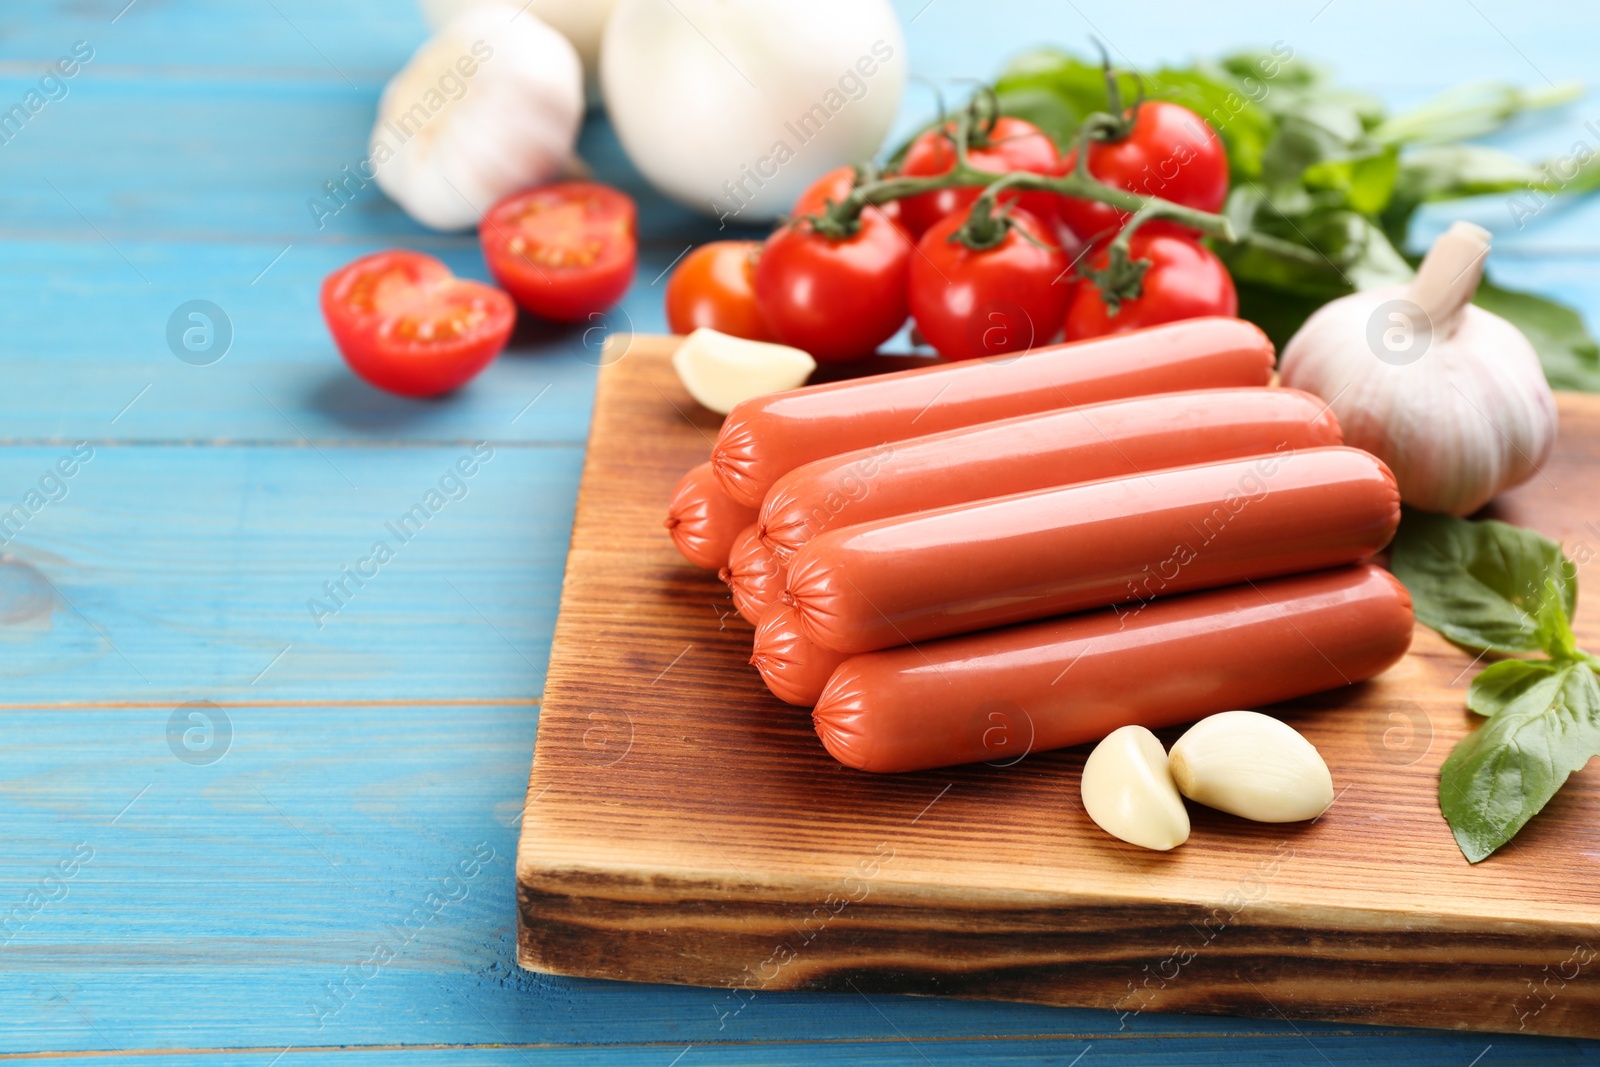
<box><xmin>787</xmin><ymin>446</ymin><xmax>1399</xmax><ymax>654</ymax></box>
<box><xmin>712</xmin><ymin>317</ymin><xmax>1274</xmax><ymax>508</ymax></box>
<box><xmin>720</xmin><ymin>524</ymin><xmax>786</xmax><ymax>624</ymax></box>
<box><xmin>813</xmin><ymin>564</ymin><xmax>1414</xmax><ymax>773</ymax></box>
<box><xmin>665</xmin><ymin>461</ymin><xmax>758</xmax><ymax>570</ymax></box>
<box><xmin>759</xmin><ymin>388</ymin><xmax>1342</xmax><ymax>565</ymax></box>
<box><xmin>750</xmin><ymin>603</ymin><xmax>851</xmax><ymax>707</ymax></box>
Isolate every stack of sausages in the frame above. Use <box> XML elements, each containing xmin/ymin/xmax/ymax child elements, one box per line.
<box><xmin>664</xmin><ymin>318</ymin><xmax>1414</xmax><ymax>774</ymax></box>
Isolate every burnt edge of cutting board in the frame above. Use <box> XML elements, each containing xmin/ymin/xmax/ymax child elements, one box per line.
<box><xmin>517</xmin><ymin>335</ymin><xmax>1600</xmax><ymax>1039</ymax></box>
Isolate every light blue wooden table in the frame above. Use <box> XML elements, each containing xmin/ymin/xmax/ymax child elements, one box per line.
<box><xmin>3</xmin><ymin>1</ymin><xmax>1597</xmax><ymax>1063</ymax></box>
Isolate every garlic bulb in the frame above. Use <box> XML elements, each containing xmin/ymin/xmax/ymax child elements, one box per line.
<box><xmin>601</xmin><ymin>0</ymin><xmax>906</xmax><ymax>221</ymax></box>
<box><xmin>417</xmin><ymin>0</ymin><xmax>616</xmax><ymax>101</ymax></box>
<box><xmin>1279</xmin><ymin>221</ymin><xmax>1557</xmax><ymax>516</ymax></box>
<box><xmin>372</xmin><ymin>4</ymin><xmax>583</xmax><ymax>231</ymax></box>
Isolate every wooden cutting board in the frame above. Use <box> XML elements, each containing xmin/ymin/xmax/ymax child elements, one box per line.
<box><xmin>516</xmin><ymin>335</ymin><xmax>1600</xmax><ymax>1039</ymax></box>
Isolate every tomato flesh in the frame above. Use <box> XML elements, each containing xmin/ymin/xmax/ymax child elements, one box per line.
<box><xmin>1064</xmin><ymin>232</ymin><xmax>1237</xmax><ymax>341</ymax></box>
<box><xmin>665</xmin><ymin>241</ymin><xmax>772</xmax><ymax>340</ymax></box>
<box><xmin>321</xmin><ymin>250</ymin><xmax>515</xmax><ymax>398</ymax></box>
<box><xmin>909</xmin><ymin>207</ymin><xmax>1070</xmax><ymax>361</ymax></box>
<box><xmin>481</xmin><ymin>181</ymin><xmax>637</xmax><ymax>323</ymax></box>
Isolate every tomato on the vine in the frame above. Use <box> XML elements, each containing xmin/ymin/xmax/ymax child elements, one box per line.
<box><xmin>664</xmin><ymin>241</ymin><xmax>771</xmax><ymax>340</ymax></box>
<box><xmin>755</xmin><ymin>210</ymin><xmax>911</xmax><ymax>363</ymax></box>
<box><xmin>897</xmin><ymin>116</ymin><xmax>1061</xmax><ymax>238</ymax></box>
<box><xmin>321</xmin><ymin>250</ymin><xmax>516</xmax><ymax>398</ymax></box>
<box><xmin>480</xmin><ymin>181</ymin><xmax>636</xmax><ymax>323</ymax></box>
<box><xmin>909</xmin><ymin>207</ymin><xmax>1069</xmax><ymax>361</ymax></box>
<box><xmin>1064</xmin><ymin>231</ymin><xmax>1237</xmax><ymax>341</ymax></box>
<box><xmin>792</xmin><ymin>166</ymin><xmax>904</xmax><ymax>231</ymax></box>
<box><xmin>1055</xmin><ymin>101</ymin><xmax>1228</xmax><ymax>243</ymax></box>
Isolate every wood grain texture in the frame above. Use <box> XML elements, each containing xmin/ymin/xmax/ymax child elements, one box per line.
<box><xmin>0</xmin><ymin>444</ymin><xmax>572</xmax><ymax>703</ymax></box>
<box><xmin>518</xmin><ymin>335</ymin><xmax>1600</xmax><ymax>1039</ymax></box>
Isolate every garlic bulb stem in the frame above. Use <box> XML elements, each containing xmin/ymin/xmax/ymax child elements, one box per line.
<box><xmin>1409</xmin><ymin>221</ymin><xmax>1490</xmax><ymax>338</ymax></box>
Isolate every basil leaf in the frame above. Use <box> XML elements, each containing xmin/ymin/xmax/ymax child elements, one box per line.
<box><xmin>1473</xmin><ymin>280</ymin><xmax>1600</xmax><ymax>393</ymax></box>
<box><xmin>1389</xmin><ymin>510</ymin><xmax>1578</xmax><ymax>654</ymax></box>
<box><xmin>1394</xmin><ymin>144</ymin><xmax>1550</xmax><ymax>201</ymax></box>
<box><xmin>1217</xmin><ymin>201</ymin><xmax>1413</xmax><ymax>300</ymax></box>
<box><xmin>1467</xmin><ymin>659</ymin><xmax>1562</xmax><ymax>717</ymax></box>
<box><xmin>1439</xmin><ymin>663</ymin><xmax>1600</xmax><ymax>862</ymax></box>
<box><xmin>1380</xmin><ymin>144</ymin><xmax>1547</xmax><ymax>245</ymax></box>
<box><xmin>991</xmin><ymin>49</ymin><xmax>1131</xmax><ymax>147</ymax></box>
<box><xmin>1215</xmin><ymin>48</ymin><xmax>1330</xmax><ymax>96</ymax></box>
<box><xmin>1372</xmin><ymin>80</ymin><xmax>1583</xmax><ymax>146</ymax></box>
<box><xmin>1534</xmin><ymin>583</ymin><xmax>1584</xmax><ymax>662</ymax></box>
<box><xmin>1303</xmin><ymin>144</ymin><xmax>1399</xmax><ymax>217</ymax></box>
<box><xmin>991</xmin><ymin>86</ymin><xmax>1084</xmax><ymax>150</ymax></box>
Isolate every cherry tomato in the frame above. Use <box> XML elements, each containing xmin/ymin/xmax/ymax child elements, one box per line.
<box><xmin>909</xmin><ymin>207</ymin><xmax>1069</xmax><ymax>361</ymax></box>
<box><xmin>321</xmin><ymin>250</ymin><xmax>515</xmax><ymax>398</ymax></box>
<box><xmin>664</xmin><ymin>241</ymin><xmax>771</xmax><ymax>340</ymax></box>
<box><xmin>1064</xmin><ymin>231</ymin><xmax>1237</xmax><ymax>341</ymax></box>
<box><xmin>480</xmin><ymin>181</ymin><xmax>636</xmax><ymax>323</ymax></box>
<box><xmin>792</xmin><ymin>166</ymin><xmax>903</xmax><ymax>231</ymax></box>
<box><xmin>1055</xmin><ymin>101</ymin><xmax>1228</xmax><ymax>243</ymax></box>
<box><xmin>897</xmin><ymin>117</ymin><xmax>1061</xmax><ymax>238</ymax></box>
<box><xmin>755</xmin><ymin>210</ymin><xmax>911</xmax><ymax>363</ymax></box>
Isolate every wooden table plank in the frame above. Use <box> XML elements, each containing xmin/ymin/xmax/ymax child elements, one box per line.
<box><xmin>0</xmin><ymin>237</ymin><xmax>622</xmax><ymax>444</ymax></box>
<box><xmin>0</xmin><ymin>0</ymin><xmax>426</xmax><ymax>75</ymax></box>
<box><xmin>7</xmin><ymin>1035</ymin><xmax>1594</xmax><ymax>1067</ymax></box>
<box><xmin>22</xmin><ymin>700</ymin><xmax>1552</xmax><ymax>1052</ymax></box>
<box><xmin>0</xmin><ymin>445</ymin><xmax>572</xmax><ymax>703</ymax></box>
<box><xmin>0</xmin><ymin>78</ymin><xmax>748</xmax><ymax>246</ymax></box>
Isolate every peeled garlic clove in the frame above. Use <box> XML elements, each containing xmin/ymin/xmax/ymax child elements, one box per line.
<box><xmin>1168</xmin><ymin>711</ymin><xmax>1334</xmax><ymax>823</ymax></box>
<box><xmin>672</xmin><ymin>328</ymin><xmax>817</xmax><ymax>415</ymax></box>
<box><xmin>371</xmin><ymin>4</ymin><xmax>583</xmax><ymax>231</ymax></box>
<box><xmin>1080</xmin><ymin>725</ymin><xmax>1190</xmax><ymax>851</ymax></box>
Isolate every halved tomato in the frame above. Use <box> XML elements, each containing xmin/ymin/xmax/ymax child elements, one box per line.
<box><xmin>321</xmin><ymin>250</ymin><xmax>515</xmax><ymax>398</ymax></box>
<box><xmin>480</xmin><ymin>181</ymin><xmax>637</xmax><ymax>322</ymax></box>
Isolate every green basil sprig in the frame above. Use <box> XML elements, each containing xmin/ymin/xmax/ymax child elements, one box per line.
<box><xmin>1389</xmin><ymin>509</ymin><xmax>1600</xmax><ymax>862</ymax></box>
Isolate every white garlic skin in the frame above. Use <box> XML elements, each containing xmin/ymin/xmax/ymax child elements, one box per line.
<box><xmin>373</xmin><ymin>4</ymin><xmax>584</xmax><ymax>231</ymax></box>
<box><xmin>418</xmin><ymin>0</ymin><xmax>617</xmax><ymax>101</ymax></box>
<box><xmin>1080</xmin><ymin>725</ymin><xmax>1190</xmax><ymax>852</ymax></box>
<box><xmin>1279</xmin><ymin>287</ymin><xmax>1557</xmax><ymax>518</ymax></box>
<box><xmin>1168</xmin><ymin>711</ymin><xmax>1334</xmax><ymax>823</ymax></box>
